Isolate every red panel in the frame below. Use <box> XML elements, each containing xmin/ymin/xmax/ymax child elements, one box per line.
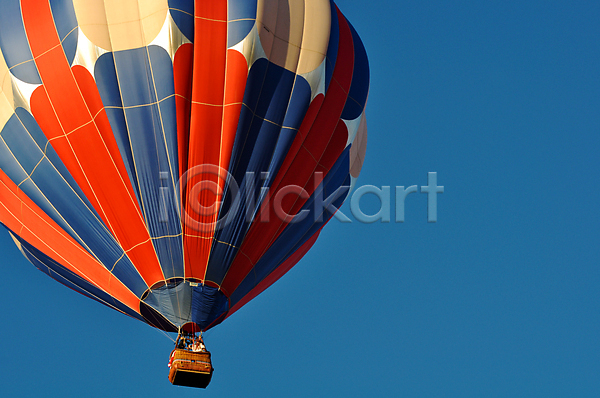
<box><xmin>21</xmin><ymin>0</ymin><xmax>164</xmax><ymax>287</ymax></box>
<box><xmin>220</xmin><ymin>49</ymin><xmax>248</xmax><ymax>175</ymax></box>
<box><xmin>174</xmin><ymin>43</ymin><xmax>194</xmax><ymax>180</ymax></box>
<box><xmin>183</xmin><ymin>48</ymin><xmax>247</xmax><ymax>281</ymax></box>
<box><xmin>194</xmin><ymin>0</ymin><xmax>227</xmax><ymax>21</ymax></box>
<box><xmin>183</xmin><ymin>0</ymin><xmax>229</xmax><ymax>279</ymax></box>
<box><xmin>224</xmin><ymin>50</ymin><xmax>248</xmax><ymax>105</ymax></box>
<box><xmin>0</xmin><ymin>170</ymin><xmax>141</xmax><ymax>313</ymax></box>
<box><xmin>72</xmin><ymin>65</ymin><xmax>135</xmax><ymax>202</ymax></box>
<box><xmin>220</xmin><ymin>8</ymin><xmax>356</xmax><ymax>294</ymax></box>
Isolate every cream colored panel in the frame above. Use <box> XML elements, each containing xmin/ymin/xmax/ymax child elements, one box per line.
<box><xmin>257</xmin><ymin>0</ymin><xmax>303</xmax><ymax>73</ymax></box>
<box><xmin>73</xmin><ymin>0</ymin><xmax>112</xmax><ymax>51</ymax></box>
<box><xmin>257</xmin><ymin>0</ymin><xmax>330</xmax><ymax>74</ymax></box>
<box><xmin>297</xmin><ymin>0</ymin><xmax>330</xmax><ymax>74</ymax></box>
<box><xmin>74</xmin><ymin>0</ymin><xmax>168</xmax><ymax>52</ymax></box>
<box><xmin>0</xmin><ymin>50</ymin><xmax>14</xmax><ymax>130</ymax></box>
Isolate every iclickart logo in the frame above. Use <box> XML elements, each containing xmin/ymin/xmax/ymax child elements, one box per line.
<box><xmin>158</xmin><ymin>168</ymin><xmax>444</xmax><ymax>231</ymax></box>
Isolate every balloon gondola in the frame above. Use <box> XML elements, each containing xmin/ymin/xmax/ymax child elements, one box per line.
<box><xmin>168</xmin><ymin>331</ymin><xmax>213</xmax><ymax>388</ymax></box>
<box><xmin>0</xmin><ymin>0</ymin><xmax>369</xmax><ymax>388</ymax></box>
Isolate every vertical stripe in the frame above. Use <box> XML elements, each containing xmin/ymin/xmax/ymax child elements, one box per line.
<box><xmin>183</xmin><ymin>0</ymin><xmax>228</xmax><ymax>279</ymax></box>
<box><xmin>174</xmin><ymin>43</ymin><xmax>194</xmax><ymax>179</ymax></box>
<box><xmin>21</xmin><ymin>0</ymin><xmax>165</xmax><ymax>287</ymax></box>
<box><xmin>220</xmin><ymin>6</ymin><xmax>356</xmax><ymax>294</ymax></box>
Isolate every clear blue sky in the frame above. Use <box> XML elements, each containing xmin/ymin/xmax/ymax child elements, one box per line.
<box><xmin>2</xmin><ymin>1</ymin><xmax>600</xmax><ymax>397</ymax></box>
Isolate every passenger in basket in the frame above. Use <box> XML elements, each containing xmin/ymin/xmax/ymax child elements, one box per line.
<box><xmin>191</xmin><ymin>338</ymin><xmax>200</xmax><ymax>352</ymax></box>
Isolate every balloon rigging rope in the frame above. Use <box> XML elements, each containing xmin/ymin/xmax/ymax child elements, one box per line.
<box><xmin>155</xmin><ymin>326</ymin><xmax>176</xmax><ymax>344</ymax></box>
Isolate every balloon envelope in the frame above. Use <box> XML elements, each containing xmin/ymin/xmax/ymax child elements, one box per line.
<box><xmin>0</xmin><ymin>0</ymin><xmax>369</xmax><ymax>332</ymax></box>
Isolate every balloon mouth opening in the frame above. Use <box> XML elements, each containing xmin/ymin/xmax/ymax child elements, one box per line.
<box><xmin>139</xmin><ymin>279</ymin><xmax>230</xmax><ymax>332</ymax></box>
<box><xmin>141</xmin><ymin>278</ymin><xmax>186</xmax><ymax>300</ymax></box>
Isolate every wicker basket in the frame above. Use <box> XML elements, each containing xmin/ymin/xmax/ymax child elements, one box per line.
<box><xmin>168</xmin><ymin>349</ymin><xmax>214</xmax><ymax>388</ymax></box>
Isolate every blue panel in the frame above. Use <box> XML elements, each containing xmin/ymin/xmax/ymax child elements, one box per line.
<box><xmin>0</xmin><ymin>110</ymin><xmax>149</xmax><ymax>297</ymax></box>
<box><xmin>114</xmin><ymin>49</ymin><xmax>158</xmax><ymax>107</ymax></box>
<box><xmin>0</xmin><ymin>113</ymin><xmax>79</xmax><ymax>237</ymax></box>
<box><xmin>230</xmin><ymin>148</ymin><xmax>351</xmax><ymax>306</ymax></box>
<box><xmin>258</xmin><ymin>76</ymin><xmax>312</xmax><ymax>204</ymax></box>
<box><xmin>226</xmin><ymin>60</ymin><xmax>296</xmax><ymax>187</ymax></box>
<box><xmin>11</xmin><ymin>230</ymin><xmax>145</xmax><ymax>322</ymax></box>
<box><xmin>227</xmin><ymin>0</ymin><xmax>257</xmax><ymax>47</ymax></box>
<box><xmin>0</xmin><ymin>0</ymin><xmax>41</xmax><ymax>83</ymax></box>
<box><xmin>325</xmin><ymin>0</ymin><xmax>340</xmax><ymax>92</ymax></box>
<box><xmin>123</xmin><ymin>104</ymin><xmax>183</xmax><ymax>277</ymax></box>
<box><xmin>94</xmin><ymin>53</ymin><xmax>123</xmax><ymax>107</ymax></box>
<box><xmin>148</xmin><ymin>46</ymin><xmax>177</xmax><ymax>101</ymax></box>
<box><xmin>141</xmin><ymin>281</ymin><xmax>229</xmax><ymax>330</ymax></box>
<box><xmin>204</xmin><ymin>62</ymin><xmax>312</xmax><ymax>284</ymax></box>
<box><xmin>169</xmin><ymin>0</ymin><xmax>194</xmax><ymax>42</ymax></box>
<box><xmin>0</xmin><ymin>121</ymin><xmax>30</xmax><ymax>185</ymax></box>
<box><xmin>61</xmin><ymin>29</ymin><xmax>78</xmax><ymax>67</ymax></box>
<box><xmin>281</xmin><ymin>77</ymin><xmax>312</xmax><ymax>132</ymax></box>
<box><xmin>143</xmin><ymin>280</ymin><xmax>192</xmax><ymax>327</ymax></box>
<box><xmin>105</xmin><ymin>108</ymin><xmax>139</xmax><ymax>189</ymax></box>
<box><xmin>228</xmin><ymin>0</ymin><xmax>257</xmax><ymax>20</ymax></box>
<box><xmin>96</xmin><ymin>47</ymin><xmax>184</xmax><ymax>279</ymax></box>
<box><xmin>49</xmin><ymin>0</ymin><xmax>79</xmax><ymax>65</ymax></box>
<box><xmin>228</xmin><ymin>20</ymin><xmax>256</xmax><ymax>48</ymax></box>
<box><xmin>49</xmin><ymin>0</ymin><xmax>77</xmax><ymax>41</ymax></box>
<box><xmin>190</xmin><ymin>284</ymin><xmax>229</xmax><ymax>330</ymax></box>
<box><xmin>1</xmin><ymin>121</ymin><xmax>39</xmax><ymax>175</ymax></box>
<box><xmin>14</xmin><ymin>109</ymin><xmax>76</xmax><ymax>192</ymax></box>
<box><xmin>341</xmin><ymin>22</ymin><xmax>370</xmax><ymax>120</ymax></box>
<box><xmin>94</xmin><ymin>53</ymin><xmax>140</xmax><ymax>198</ymax></box>
<box><xmin>257</xmin><ymin>67</ymin><xmax>295</xmax><ymax>122</ymax></box>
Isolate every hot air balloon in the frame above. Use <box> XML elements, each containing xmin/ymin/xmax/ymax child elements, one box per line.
<box><xmin>0</xmin><ymin>0</ymin><xmax>368</xmax><ymax>388</ymax></box>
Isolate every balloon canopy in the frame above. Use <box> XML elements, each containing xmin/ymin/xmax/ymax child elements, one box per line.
<box><xmin>0</xmin><ymin>0</ymin><xmax>369</xmax><ymax>332</ymax></box>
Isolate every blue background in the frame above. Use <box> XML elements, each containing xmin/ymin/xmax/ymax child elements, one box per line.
<box><xmin>1</xmin><ymin>1</ymin><xmax>599</xmax><ymax>396</ymax></box>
